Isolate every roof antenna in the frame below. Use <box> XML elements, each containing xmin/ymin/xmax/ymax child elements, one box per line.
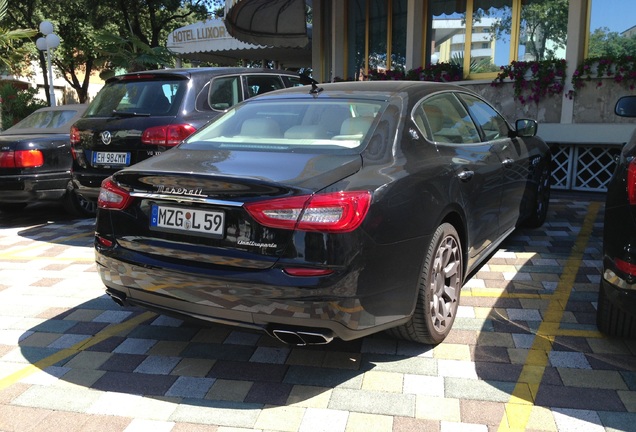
<box><xmin>310</xmin><ymin>81</ymin><xmax>323</xmax><ymax>94</ymax></box>
<box><xmin>300</xmin><ymin>72</ymin><xmax>323</xmax><ymax>95</ymax></box>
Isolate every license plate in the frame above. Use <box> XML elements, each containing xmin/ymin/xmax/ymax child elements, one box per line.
<box><xmin>92</xmin><ymin>151</ymin><xmax>130</xmax><ymax>166</ymax></box>
<box><xmin>150</xmin><ymin>204</ymin><xmax>224</xmax><ymax>238</ymax></box>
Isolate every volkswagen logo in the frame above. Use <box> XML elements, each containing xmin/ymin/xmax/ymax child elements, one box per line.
<box><xmin>100</xmin><ymin>131</ymin><xmax>112</xmax><ymax>145</ymax></box>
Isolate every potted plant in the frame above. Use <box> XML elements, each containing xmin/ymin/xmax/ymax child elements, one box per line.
<box><xmin>492</xmin><ymin>59</ymin><xmax>567</xmax><ymax>104</ymax></box>
<box><xmin>367</xmin><ymin>62</ymin><xmax>462</xmax><ymax>82</ymax></box>
<box><xmin>569</xmin><ymin>55</ymin><xmax>636</xmax><ymax>98</ymax></box>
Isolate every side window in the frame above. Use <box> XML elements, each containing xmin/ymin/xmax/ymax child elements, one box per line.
<box><xmin>458</xmin><ymin>93</ymin><xmax>510</xmax><ymax>141</ymax></box>
<box><xmin>282</xmin><ymin>76</ymin><xmax>304</xmax><ymax>87</ymax></box>
<box><xmin>245</xmin><ymin>75</ymin><xmax>285</xmax><ymax>98</ymax></box>
<box><xmin>209</xmin><ymin>76</ymin><xmax>241</xmax><ymax>111</ymax></box>
<box><xmin>413</xmin><ymin>93</ymin><xmax>480</xmax><ymax>144</ymax></box>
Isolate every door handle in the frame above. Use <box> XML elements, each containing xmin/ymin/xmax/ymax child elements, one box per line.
<box><xmin>502</xmin><ymin>158</ymin><xmax>514</xmax><ymax>167</ymax></box>
<box><xmin>457</xmin><ymin>170</ymin><xmax>474</xmax><ymax>181</ymax></box>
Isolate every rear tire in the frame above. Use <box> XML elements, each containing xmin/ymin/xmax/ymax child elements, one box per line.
<box><xmin>63</xmin><ymin>182</ymin><xmax>96</xmax><ymax>218</ymax></box>
<box><xmin>389</xmin><ymin>223</ymin><xmax>463</xmax><ymax>345</ymax></box>
<box><xmin>597</xmin><ymin>281</ymin><xmax>636</xmax><ymax>337</ymax></box>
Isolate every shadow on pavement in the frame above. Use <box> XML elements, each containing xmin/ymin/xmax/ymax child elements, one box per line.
<box><xmin>471</xmin><ymin>195</ymin><xmax>636</xmax><ymax>431</ymax></box>
<box><xmin>12</xmin><ymin>192</ymin><xmax>636</xmax><ymax>429</ymax></box>
<box><xmin>16</xmin><ymin>294</ymin><xmax>436</xmax><ymax>409</ymax></box>
<box><xmin>1</xmin><ymin>202</ymin><xmax>94</xmax><ymax>247</ymax></box>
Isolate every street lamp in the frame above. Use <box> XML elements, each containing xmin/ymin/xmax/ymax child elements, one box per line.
<box><xmin>36</xmin><ymin>21</ymin><xmax>60</xmax><ymax>107</ymax></box>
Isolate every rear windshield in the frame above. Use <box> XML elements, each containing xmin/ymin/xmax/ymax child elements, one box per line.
<box><xmin>85</xmin><ymin>79</ymin><xmax>187</xmax><ymax>117</ymax></box>
<box><xmin>181</xmin><ymin>99</ymin><xmax>386</xmax><ymax>153</ymax></box>
<box><xmin>9</xmin><ymin>109</ymin><xmax>79</xmax><ymax>130</ymax></box>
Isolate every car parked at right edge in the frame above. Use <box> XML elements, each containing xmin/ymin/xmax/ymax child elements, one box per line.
<box><xmin>68</xmin><ymin>67</ymin><xmax>303</xmax><ymax>217</ymax></box>
<box><xmin>598</xmin><ymin>95</ymin><xmax>636</xmax><ymax>337</ymax></box>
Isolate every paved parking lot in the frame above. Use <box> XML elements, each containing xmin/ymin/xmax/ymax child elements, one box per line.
<box><xmin>0</xmin><ymin>193</ymin><xmax>634</xmax><ymax>432</ymax></box>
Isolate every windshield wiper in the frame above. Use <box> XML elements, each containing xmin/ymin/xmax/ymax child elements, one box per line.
<box><xmin>111</xmin><ymin>110</ymin><xmax>151</xmax><ymax>117</ymax></box>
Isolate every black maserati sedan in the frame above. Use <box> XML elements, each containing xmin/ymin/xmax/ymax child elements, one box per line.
<box><xmin>0</xmin><ymin>104</ymin><xmax>88</xmax><ymax>213</ymax></box>
<box><xmin>598</xmin><ymin>95</ymin><xmax>636</xmax><ymax>337</ymax></box>
<box><xmin>94</xmin><ymin>81</ymin><xmax>551</xmax><ymax>346</ymax></box>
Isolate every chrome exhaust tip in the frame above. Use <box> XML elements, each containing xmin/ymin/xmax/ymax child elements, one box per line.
<box><xmin>106</xmin><ymin>289</ymin><xmax>128</xmax><ymax>307</ymax></box>
<box><xmin>271</xmin><ymin>328</ymin><xmax>334</xmax><ymax>346</ymax></box>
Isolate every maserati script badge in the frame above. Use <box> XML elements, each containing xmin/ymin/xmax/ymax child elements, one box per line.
<box><xmin>100</xmin><ymin>131</ymin><xmax>112</xmax><ymax>145</ymax></box>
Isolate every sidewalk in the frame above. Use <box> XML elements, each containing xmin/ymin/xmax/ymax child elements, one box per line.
<box><xmin>0</xmin><ymin>194</ymin><xmax>634</xmax><ymax>432</ymax></box>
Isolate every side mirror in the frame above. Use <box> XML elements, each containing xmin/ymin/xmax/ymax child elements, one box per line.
<box><xmin>515</xmin><ymin>119</ymin><xmax>538</xmax><ymax>137</ymax></box>
<box><xmin>615</xmin><ymin>96</ymin><xmax>636</xmax><ymax>117</ymax></box>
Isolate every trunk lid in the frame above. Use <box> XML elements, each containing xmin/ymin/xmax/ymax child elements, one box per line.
<box><xmin>106</xmin><ymin>149</ymin><xmax>362</xmax><ymax>267</ymax></box>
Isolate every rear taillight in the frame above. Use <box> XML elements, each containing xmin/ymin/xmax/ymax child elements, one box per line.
<box><xmin>283</xmin><ymin>267</ymin><xmax>335</xmax><ymax>276</ymax></box>
<box><xmin>70</xmin><ymin>125</ymin><xmax>80</xmax><ymax>145</ymax></box>
<box><xmin>627</xmin><ymin>160</ymin><xmax>636</xmax><ymax>204</ymax></box>
<box><xmin>141</xmin><ymin>124</ymin><xmax>196</xmax><ymax>146</ymax></box>
<box><xmin>245</xmin><ymin>191</ymin><xmax>372</xmax><ymax>233</ymax></box>
<box><xmin>0</xmin><ymin>150</ymin><xmax>44</xmax><ymax>168</ymax></box>
<box><xmin>615</xmin><ymin>257</ymin><xmax>636</xmax><ymax>277</ymax></box>
<box><xmin>98</xmin><ymin>177</ymin><xmax>133</xmax><ymax>210</ymax></box>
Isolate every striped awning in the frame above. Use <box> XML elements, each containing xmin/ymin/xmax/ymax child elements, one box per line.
<box><xmin>224</xmin><ymin>0</ymin><xmax>310</xmax><ymax>48</ymax></box>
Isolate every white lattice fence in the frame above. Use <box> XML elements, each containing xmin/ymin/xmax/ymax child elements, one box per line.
<box><xmin>549</xmin><ymin>143</ymin><xmax>622</xmax><ymax>192</ymax></box>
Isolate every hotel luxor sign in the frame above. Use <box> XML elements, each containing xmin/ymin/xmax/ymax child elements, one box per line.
<box><xmin>171</xmin><ymin>22</ymin><xmax>231</xmax><ymax>44</ymax></box>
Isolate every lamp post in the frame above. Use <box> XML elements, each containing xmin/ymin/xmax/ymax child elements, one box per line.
<box><xmin>36</xmin><ymin>21</ymin><xmax>60</xmax><ymax>107</ymax></box>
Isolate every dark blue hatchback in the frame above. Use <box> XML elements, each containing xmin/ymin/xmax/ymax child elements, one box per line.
<box><xmin>68</xmin><ymin>67</ymin><xmax>302</xmax><ymax>216</ymax></box>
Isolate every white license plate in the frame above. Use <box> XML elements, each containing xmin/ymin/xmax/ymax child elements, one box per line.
<box><xmin>150</xmin><ymin>205</ymin><xmax>224</xmax><ymax>237</ymax></box>
<box><xmin>92</xmin><ymin>151</ymin><xmax>130</xmax><ymax>166</ymax></box>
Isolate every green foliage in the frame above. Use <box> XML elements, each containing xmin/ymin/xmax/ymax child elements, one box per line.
<box><xmin>96</xmin><ymin>32</ymin><xmax>175</xmax><ymax>76</ymax></box>
<box><xmin>492</xmin><ymin>59</ymin><xmax>567</xmax><ymax>104</ymax></box>
<box><xmin>569</xmin><ymin>55</ymin><xmax>636</xmax><ymax>98</ymax></box>
<box><xmin>0</xmin><ymin>0</ymin><xmax>37</xmax><ymax>74</ymax></box>
<box><xmin>0</xmin><ymin>84</ymin><xmax>47</xmax><ymax>129</ymax></box>
<box><xmin>6</xmin><ymin>0</ymin><xmax>215</xmax><ymax>103</ymax></box>
<box><xmin>569</xmin><ymin>28</ymin><xmax>636</xmax><ymax>97</ymax></box>
<box><xmin>588</xmin><ymin>27</ymin><xmax>636</xmax><ymax>58</ymax></box>
<box><xmin>488</xmin><ymin>0</ymin><xmax>568</xmax><ymax>61</ymax></box>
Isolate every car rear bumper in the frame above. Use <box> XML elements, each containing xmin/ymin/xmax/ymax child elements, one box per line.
<box><xmin>0</xmin><ymin>172</ymin><xmax>70</xmax><ymax>203</ymax></box>
<box><xmin>601</xmin><ymin>273</ymin><xmax>636</xmax><ymax>316</ymax></box>
<box><xmin>95</xmin><ymin>251</ymin><xmax>416</xmax><ymax>342</ymax></box>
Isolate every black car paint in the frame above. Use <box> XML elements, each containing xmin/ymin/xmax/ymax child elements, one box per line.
<box><xmin>0</xmin><ymin>104</ymin><xmax>88</xmax><ymax>207</ymax></box>
<box><xmin>94</xmin><ymin>81</ymin><xmax>550</xmax><ymax>343</ymax></box>
<box><xmin>599</xmin><ymin>98</ymin><xmax>636</xmax><ymax>336</ymax></box>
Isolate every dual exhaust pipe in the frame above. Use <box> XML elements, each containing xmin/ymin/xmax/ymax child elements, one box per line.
<box><xmin>270</xmin><ymin>328</ymin><xmax>334</xmax><ymax>346</ymax></box>
<box><xmin>106</xmin><ymin>289</ymin><xmax>335</xmax><ymax>346</ymax></box>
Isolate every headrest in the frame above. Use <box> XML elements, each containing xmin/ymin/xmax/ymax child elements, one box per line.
<box><xmin>339</xmin><ymin>117</ymin><xmax>373</xmax><ymax>136</ymax></box>
<box><xmin>240</xmin><ymin>118</ymin><xmax>281</xmax><ymax>137</ymax></box>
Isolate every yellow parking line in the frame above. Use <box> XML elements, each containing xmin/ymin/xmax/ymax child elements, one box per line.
<box><xmin>497</xmin><ymin>201</ymin><xmax>600</xmax><ymax>431</ymax></box>
<box><xmin>465</xmin><ymin>290</ymin><xmax>544</xmax><ymax>299</ymax></box>
<box><xmin>0</xmin><ymin>311</ymin><xmax>156</xmax><ymax>391</ymax></box>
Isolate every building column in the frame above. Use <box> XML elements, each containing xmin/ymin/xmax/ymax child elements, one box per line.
<box><xmin>331</xmin><ymin>0</ymin><xmax>346</xmax><ymax>81</ymax></box>
<box><xmin>405</xmin><ymin>0</ymin><xmax>425</xmax><ymax>70</ymax></box>
<box><xmin>312</xmin><ymin>0</ymin><xmax>325</xmax><ymax>82</ymax></box>
<box><xmin>561</xmin><ymin>0</ymin><xmax>589</xmax><ymax>123</ymax></box>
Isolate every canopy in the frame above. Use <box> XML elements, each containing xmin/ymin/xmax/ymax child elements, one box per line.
<box><xmin>166</xmin><ymin>19</ymin><xmax>311</xmax><ymax>68</ymax></box>
<box><xmin>224</xmin><ymin>0</ymin><xmax>309</xmax><ymax>48</ymax></box>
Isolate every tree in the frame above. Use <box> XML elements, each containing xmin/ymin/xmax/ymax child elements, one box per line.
<box><xmin>588</xmin><ymin>27</ymin><xmax>636</xmax><ymax>58</ymax></box>
<box><xmin>6</xmin><ymin>0</ymin><xmax>220</xmax><ymax>103</ymax></box>
<box><xmin>488</xmin><ymin>0</ymin><xmax>568</xmax><ymax>61</ymax></box>
<box><xmin>0</xmin><ymin>0</ymin><xmax>36</xmax><ymax>73</ymax></box>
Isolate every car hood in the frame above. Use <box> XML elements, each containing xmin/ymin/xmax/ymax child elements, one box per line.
<box><xmin>117</xmin><ymin>148</ymin><xmax>363</xmax><ymax>193</ymax></box>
